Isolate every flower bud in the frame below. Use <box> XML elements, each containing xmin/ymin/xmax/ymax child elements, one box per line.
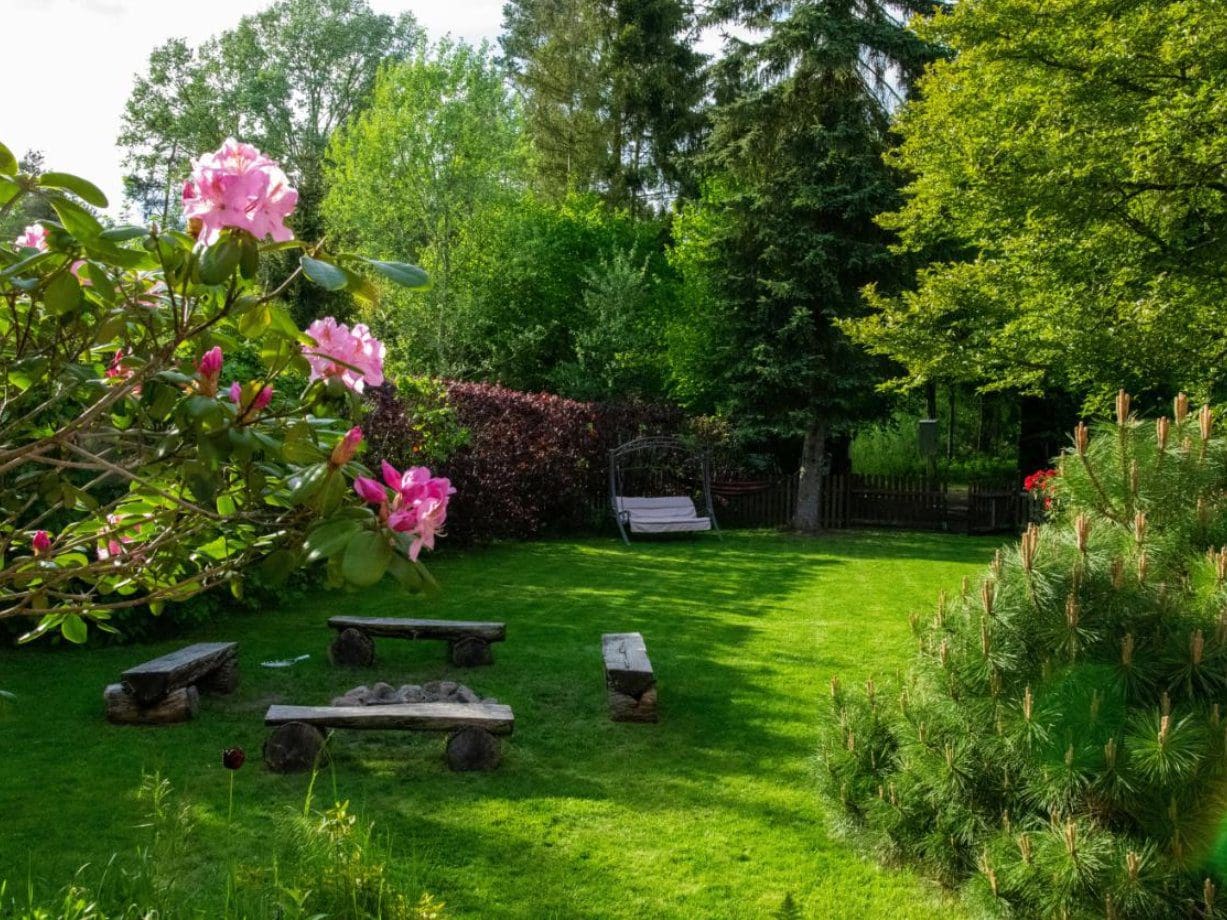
<box><xmin>353</xmin><ymin>476</ymin><xmax>388</xmax><ymax>506</ymax></box>
<box><xmin>32</xmin><ymin>530</ymin><xmax>52</xmax><ymax>557</ymax></box>
<box><xmin>196</xmin><ymin>346</ymin><xmax>223</xmax><ymax>396</ymax></box>
<box><xmin>1115</xmin><ymin>390</ymin><xmax>1131</xmax><ymax>426</ymax></box>
<box><xmin>330</xmin><ymin>426</ymin><xmax>363</xmax><ymax>467</ymax></box>
<box><xmin>1200</xmin><ymin>404</ymin><xmax>1214</xmax><ymax>441</ymax></box>
<box><xmin>1175</xmin><ymin>392</ymin><xmax>1190</xmax><ymax>422</ymax></box>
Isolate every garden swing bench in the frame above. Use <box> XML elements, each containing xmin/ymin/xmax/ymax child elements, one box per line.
<box><xmin>608</xmin><ymin>436</ymin><xmax>719</xmax><ymax>544</ymax></box>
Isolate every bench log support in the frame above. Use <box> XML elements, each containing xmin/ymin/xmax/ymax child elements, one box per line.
<box><xmin>329</xmin><ymin>627</ymin><xmax>376</xmax><ymax>667</ymax></box>
<box><xmin>326</xmin><ymin>617</ymin><xmax>505</xmax><ymax>668</ymax></box>
<box><xmin>264</xmin><ymin>702</ymin><xmax>513</xmax><ymax>773</ymax></box>
<box><xmin>449</xmin><ymin>636</ymin><xmax>493</xmax><ymax>667</ymax></box>
<box><xmin>104</xmin><ymin>683</ymin><xmax>199</xmax><ymax>725</ymax></box>
<box><xmin>445</xmin><ymin>727</ymin><xmax>502</xmax><ymax>771</ymax></box>
<box><xmin>264</xmin><ymin>722</ymin><xmax>329</xmax><ymax>773</ymax></box>
<box><xmin>602</xmin><ymin>632</ymin><xmax>658</xmax><ymax>723</ymax></box>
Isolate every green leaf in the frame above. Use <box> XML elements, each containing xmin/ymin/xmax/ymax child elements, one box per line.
<box><xmin>199</xmin><ymin>236</ymin><xmax>242</xmax><ymax>284</ymax></box>
<box><xmin>82</xmin><ymin>237</ymin><xmax>151</xmax><ymax>270</ymax></box>
<box><xmin>388</xmin><ymin>553</ymin><xmax>424</xmax><ymax>593</ymax></box>
<box><xmin>0</xmin><ymin>177</ymin><xmax>19</xmax><ymax>208</ymax></box>
<box><xmin>304</xmin><ymin>519</ymin><xmax>363</xmax><ymax>562</ymax></box>
<box><xmin>38</xmin><ymin>172</ymin><xmax>108</xmax><ymax>208</ymax></box>
<box><xmin>288</xmin><ymin>463</ymin><xmax>329</xmax><ymax>505</ymax></box>
<box><xmin>0</xmin><ymin>141</ymin><xmax>16</xmax><ymax>175</ymax></box>
<box><xmin>341</xmin><ymin>531</ymin><xmax>393</xmax><ymax>587</ymax></box>
<box><xmin>301</xmin><ymin>256</ymin><xmax>350</xmax><ymax>291</ymax></box>
<box><xmin>60</xmin><ymin>616</ymin><xmax>88</xmax><ymax>644</ymax></box>
<box><xmin>50</xmin><ymin>197</ymin><xmax>103</xmax><ymax>241</ymax></box>
<box><xmin>43</xmin><ymin>273</ymin><xmax>83</xmax><ymax>316</ymax></box>
<box><xmin>100</xmin><ymin>225</ymin><xmax>148</xmax><ymax>243</ymax></box>
<box><xmin>239</xmin><ymin>234</ymin><xmax>259</xmax><ymax>279</ymax></box>
<box><xmin>364</xmin><ymin>259</ymin><xmax>430</xmax><ymax>290</ymax></box>
<box><xmin>259</xmin><ymin>549</ymin><xmax>298</xmax><ymax>586</ymax></box>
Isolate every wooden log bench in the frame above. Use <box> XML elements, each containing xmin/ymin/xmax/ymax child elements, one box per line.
<box><xmin>105</xmin><ymin>642</ymin><xmax>239</xmax><ymax>725</ymax></box>
<box><xmin>327</xmin><ymin>616</ymin><xmax>506</xmax><ymax>668</ymax></box>
<box><xmin>263</xmin><ymin>701</ymin><xmax>515</xmax><ymax>772</ymax></box>
<box><xmin>602</xmin><ymin>632</ymin><xmax>658</xmax><ymax>723</ymax></box>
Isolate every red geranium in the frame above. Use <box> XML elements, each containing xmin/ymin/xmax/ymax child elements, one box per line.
<box><xmin>1024</xmin><ymin>468</ymin><xmax>1058</xmax><ymax>509</ymax></box>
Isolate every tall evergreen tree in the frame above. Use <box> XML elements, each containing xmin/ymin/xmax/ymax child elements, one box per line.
<box><xmin>501</xmin><ymin>0</ymin><xmax>608</xmax><ymax>200</ymax></box>
<box><xmin>677</xmin><ymin>0</ymin><xmax>941</xmax><ymax>531</ymax></box>
<box><xmin>500</xmin><ymin>0</ymin><xmax>706</xmax><ymax>211</ymax></box>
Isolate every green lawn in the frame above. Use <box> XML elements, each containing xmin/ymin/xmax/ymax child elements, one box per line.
<box><xmin>0</xmin><ymin>530</ymin><xmax>998</xmax><ymax>919</ymax></box>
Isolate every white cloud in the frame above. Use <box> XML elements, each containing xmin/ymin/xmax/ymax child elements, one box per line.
<box><xmin>0</xmin><ymin>0</ymin><xmax>504</xmax><ymax>216</ymax></box>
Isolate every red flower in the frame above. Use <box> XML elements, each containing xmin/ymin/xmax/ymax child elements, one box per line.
<box><xmin>1024</xmin><ymin>468</ymin><xmax>1059</xmax><ymax>509</ymax></box>
<box><xmin>222</xmin><ymin>747</ymin><xmax>246</xmax><ymax>770</ymax></box>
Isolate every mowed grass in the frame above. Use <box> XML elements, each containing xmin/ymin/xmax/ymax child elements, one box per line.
<box><xmin>0</xmin><ymin>530</ymin><xmax>999</xmax><ymax>919</ymax></box>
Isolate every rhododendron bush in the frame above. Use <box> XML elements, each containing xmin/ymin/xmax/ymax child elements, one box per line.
<box><xmin>0</xmin><ymin>138</ymin><xmax>436</xmax><ymax>642</ymax></box>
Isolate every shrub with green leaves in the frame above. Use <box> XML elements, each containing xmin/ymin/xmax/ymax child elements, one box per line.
<box><xmin>0</xmin><ymin>138</ymin><xmax>433</xmax><ymax>643</ymax></box>
<box><xmin>821</xmin><ymin>392</ymin><xmax>1227</xmax><ymax>918</ymax></box>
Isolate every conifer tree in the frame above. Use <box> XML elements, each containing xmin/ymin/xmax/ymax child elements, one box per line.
<box><xmin>822</xmin><ymin>392</ymin><xmax>1227</xmax><ymax>918</ymax></box>
<box><xmin>673</xmin><ymin>0</ymin><xmax>941</xmax><ymax>529</ymax></box>
<box><xmin>500</xmin><ymin>0</ymin><xmax>706</xmax><ymax>211</ymax></box>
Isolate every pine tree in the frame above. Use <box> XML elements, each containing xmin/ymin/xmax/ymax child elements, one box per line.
<box><xmin>500</xmin><ymin>0</ymin><xmax>706</xmax><ymax>211</ymax></box>
<box><xmin>822</xmin><ymin>392</ymin><xmax>1227</xmax><ymax>918</ymax></box>
<box><xmin>681</xmin><ymin>0</ymin><xmax>941</xmax><ymax>530</ymax></box>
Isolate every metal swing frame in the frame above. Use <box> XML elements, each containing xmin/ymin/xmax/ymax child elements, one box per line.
<box><xmin>608</xmin><ymin>436</ymin><xmax>720</xmax><ymax>544</ymax></box>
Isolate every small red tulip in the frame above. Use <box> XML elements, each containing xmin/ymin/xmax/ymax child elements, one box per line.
<box><xmin>222</xmin><ymin>747</ymin><xmax>246</xmax><ymax>770</ymax></box>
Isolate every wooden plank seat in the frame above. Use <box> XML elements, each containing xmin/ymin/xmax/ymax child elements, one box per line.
<box><xmin>602</xmin><ymin>632</ymin><xmax>658</xmax><ymax>722</ymax></box>
<box><xmin>327</xmin><ymin>616</ymin><xmax>506</xmax><ymax>668</ymax></box>
<box><xmin>614</xmin><ymin>496</ymin><xmax>712</xmax><ymax>535</ymax></box>
<box><xmin>105</xmin><ymin>641</ymin><xmax>239</xmax><ymax>725</ymax></box>
<box><xmin>263</xmin><ymin>701</ymin><xmax>515</xmax><ymax>772</ymax></box>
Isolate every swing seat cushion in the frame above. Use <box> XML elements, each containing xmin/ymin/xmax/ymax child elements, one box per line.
<box><xmin>615</xmin><ymin>496</ymin><xmax>712</xmax><ymax>534</ymax></box>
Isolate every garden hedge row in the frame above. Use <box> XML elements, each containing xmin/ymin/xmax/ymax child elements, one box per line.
<box><xmin>366</xmin><ymin>380</ymin><xmax>682</xmax><ymax>543</ymax></box>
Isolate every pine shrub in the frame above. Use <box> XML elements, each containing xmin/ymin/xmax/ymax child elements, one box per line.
<box><xmin>820</xmin><ymin>392</ymin><xmax>1227</xmax><ymax>918</ymax></box>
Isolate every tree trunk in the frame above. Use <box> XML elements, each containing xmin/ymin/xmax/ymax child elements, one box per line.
<box><xmin>793</xmin><ymin>421</ymin><xmax>827</xmax><ymax>533</ymax></box>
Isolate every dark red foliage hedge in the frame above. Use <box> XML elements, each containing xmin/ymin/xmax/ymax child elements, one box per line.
<box><xmin>366</xmin><ymin>380</ymin><xmax>681</xmax><ymax>542</ymax></box>
<box><xmin>442</xmin><ymin>382</ymin><xmax>681</xmax><ymax>541</ymax></box>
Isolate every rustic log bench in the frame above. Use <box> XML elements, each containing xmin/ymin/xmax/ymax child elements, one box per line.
<box><xmin>602</xmin><ymin>632</ymin><xmax>658</xmax><ymax>722</ymax></box>
<box><xmin>263</xmin><ymin>701</ymin><xmax>515</xmax><ymax>772</ymax></box>
<box><xmin>327</xmin><ymin>616</ymin><xmax>506</xmax><ymax>668</ymax></box>
<box><xmin>105</xmin><ymin>641</ymin><xmax>239</xmax><ymax>725</ymax></box>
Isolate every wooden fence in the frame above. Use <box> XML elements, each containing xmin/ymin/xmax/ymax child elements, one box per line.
<box><xmin>706</xmin><ymin>473</ymin><xmax>1033</xmax><ymax>534</ymax></box>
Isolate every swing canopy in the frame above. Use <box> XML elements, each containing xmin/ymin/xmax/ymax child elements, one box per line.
<box><xmin>608</xmin><ymin>436</ymin><xmax>719</xmax><ymax>543</ymax></box>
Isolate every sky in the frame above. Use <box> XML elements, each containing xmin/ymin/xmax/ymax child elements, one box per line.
<box><xmin>0</xmin><ymin>0</ymin><xmax>507</xmax><ymax>217</ymax></box>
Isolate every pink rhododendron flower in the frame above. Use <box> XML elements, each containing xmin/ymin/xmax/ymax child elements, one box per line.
<box><xmin>409</xmin><ymin>498</ymin><xmax>448</xmax><ymax>561</ymax></box>
<box><xmin>230</xmin><ymin>381</ymin><xmax>273</xmax><ymax>424</ymax></box>
<box><xmin>14</xmin><ymin>224</ymin><xmax>48</xmax><ymax>251</ymax></box>
<box><xmin>353</xmin><ymin>476</ymin><xmax>387</xmax><ymax>505</ymax></box>
<box><xmin>302</xmin><ymin>317</ymin><xmax>384</xmax><ymax>393</ymax></box>
<box><xmin>365</xmin><ymin>460</ymin><xmax>454</xmax><ymax>560</ymax></box>
<box><xmin>196</xmin><ymin>346</ymin><xmax>223</xmax><ymax>396</ymax></box>
<box><xmin>181</xmin><ymin>138</ymin><xmax>297</xmax><ymax>245</ymax></box>
<box><xmin>98</xmin><ymin>514</ymin><xmax>144</xmax><ymax>562</ymax></box>
<box><xmin>330</xmin><ymin>427</ymin><xmax>363</xmax><ymax>467</ymax></box>
<box><xmin>105</xmin><ymin>348</ymin><xmax>130</xmax><ymax>381</ymax></box>
<box><xmin>32</xmin><ymin>530</ymin><xmax>52</xmax><ymax>556</ymax></box>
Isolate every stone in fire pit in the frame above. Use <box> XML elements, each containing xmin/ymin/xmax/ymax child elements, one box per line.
<box><xmin>331</xmin><ymin>680</ymin><xmax>497</xmax><ymax>707</ymax></box>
